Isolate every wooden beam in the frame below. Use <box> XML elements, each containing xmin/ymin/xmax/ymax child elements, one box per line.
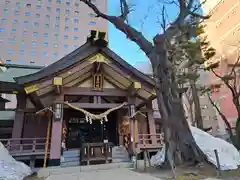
<box><xmin>136</xmin><ymin>95</ymin><xmax>156</xmax><ymax>110</ymax></box>
<box><xmin>64</xmin><ymin>102</ymin><xmax>128</xmax><ymax>109</ymax></box>
<box><xmin>63</xmin><ymin>87</ymin><xmax>127</xmax><ymax>96</ymax></box>
<box><xmin>128</xmin><ymin>82</ymin><xmax>141</xmax><ymax>96</ymax></box>
<box><xmin>28</xmin><ymin>92</ymin><xmax>44</xmax><ymax>110</ymax></box>
<box><xmin>104</xmin><ymin>63</ymin><xmax>155</xmax><ymax>94</ymax></box>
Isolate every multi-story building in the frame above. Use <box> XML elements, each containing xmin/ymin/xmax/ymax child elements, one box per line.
<box><xmin>201</xmin><ymin>0</ymin><xmax>240</xmax><ymax>129</ymax></box>
<box><xmin>0</xmin><ymin>0</ymin><xmax>108</xmax><ymax>66</ymax></box>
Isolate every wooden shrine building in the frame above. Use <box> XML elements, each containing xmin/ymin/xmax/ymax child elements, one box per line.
<box><xmin>0</xmin><ymin>31</ymin><xmax>164</xmax><ymax>167</ymax></box>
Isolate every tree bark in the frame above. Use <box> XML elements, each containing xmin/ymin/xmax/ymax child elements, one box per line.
<box><xmin>150</xmin><ymin>38</ymin><xmax>206</xmax><ymax>165</ymax></box>
<box><xmin>190</xmin><ymin>80</ymin><xmax>204</xmax><ymax>129</ymax></box>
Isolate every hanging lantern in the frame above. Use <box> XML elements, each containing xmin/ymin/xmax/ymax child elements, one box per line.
<box><xmin>54</xmin><ymin>103</ymin><xmax>63</xmax><ymax>120</ymax></box>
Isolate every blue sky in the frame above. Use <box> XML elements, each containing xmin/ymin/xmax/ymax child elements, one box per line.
<box><xmin>107</xmin><ymin>0</ymin><xmax>178</xmax><ymax>72</ymax></box>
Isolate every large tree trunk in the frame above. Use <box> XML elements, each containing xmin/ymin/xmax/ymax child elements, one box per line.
<box><xmin>190</xmin><ymin>80</ymin><xmax>204</xmax><ymax>129</ymax></box>
<box><xmin>149</xmin><ymin>38</ymin><xmax>206</xmax><ymax>166</ymax></box>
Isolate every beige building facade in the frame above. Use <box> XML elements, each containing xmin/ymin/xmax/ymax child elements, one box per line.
<box><xmin>0</xmin><ymin>0</ymin><xmax>108</xmax><ymax>66</ymax></box>
<box><xmin>201</xmin><ymin>0</ymin><xmax>240</xmax><ymax>131</ymax></box>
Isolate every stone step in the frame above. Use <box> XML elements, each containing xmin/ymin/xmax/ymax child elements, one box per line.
<box><xmin>63</xmin><ymin>150</ymin><xmax>80</xmax><ymax>155</ymax></box>
<box><xmin>112</xmin><ymin>159</ymin><xmax>130</xmax><ymax>163</ymax></box>
<box><xmin>61</xmin><ymin>156</ymin><xmax>80</xmax><ymax>163</ymax></box>
<box><xmin>63</xmin><ymin>153</ymin><xmax>80</xmax><ymax>158</ymax></box>
<box><xmin>60</xmin><ymin>161</ymin><xmax>80</xmax><ymax>167</ymax></box>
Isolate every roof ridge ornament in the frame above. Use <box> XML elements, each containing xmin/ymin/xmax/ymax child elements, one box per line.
<box><xmin>87</xmin><ymin>30</ymin><xmax>108</xmax><ymax>47</ymax></box>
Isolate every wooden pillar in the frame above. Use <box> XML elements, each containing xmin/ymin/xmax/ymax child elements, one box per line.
<box><xmin>12</xmin><ymin>94</ymin><xmax>27</xmax><ymax>139</ymax></box>
<box><xmin>128</xmin><ymin>97</ymin><xmax>136</xmax><ymax>143</ymax></box>
<box><xmin>49</xmin><ymin>102</ymin><xmax>63</xmax><ymax>166</ymax></box>
<box><xmin>146</xmin><ymin>101</ymin><xmax>157</xmax><ymax>144</ymax></box>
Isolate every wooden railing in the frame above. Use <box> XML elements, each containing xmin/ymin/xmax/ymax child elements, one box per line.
<box><xmin>0</xmin><ymin>138</ymin><xmax>47</xmax><ymax>156</ymax></box>
<box><xmin>136</xmin><ymin>133</ymin><xmax>164</xmax><ymax>152</ymax></box>
<box><xmin>81</xmin><ymin>142</ymin><xmax>114</xmax><ymax>165</ymax></box>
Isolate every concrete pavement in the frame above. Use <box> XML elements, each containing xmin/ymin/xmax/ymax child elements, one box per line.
<box><xmin>45</xmin><ymin>168</ymin><xmax>162</xmax><ymax>180</ymax></box>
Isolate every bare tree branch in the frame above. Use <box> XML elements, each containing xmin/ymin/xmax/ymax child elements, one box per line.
<box><xmin>211</xmin><ymin>69</ymin><xmax>236</xmax><ymax>97</ymax></box>
<box><xmin>207</xmin><ymin>93</ymin><xmax>234</xmax><ymax>140</ymax></box>
<box><xmin>79</xmin><ymin>0</ymin><xmax>154</xmax><ymax>55</ymax></box>
<box><xmin>120</xmin><ymin>0</ymin><xmax>130</xmax><ymax>21</ymax></box>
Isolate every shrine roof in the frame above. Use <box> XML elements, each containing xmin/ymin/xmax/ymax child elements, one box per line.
<box><xmin>14</xmin><ymin>38</ymin><xmax>155</xmax><ymax>86</ymax></box>
<box><xmin>0</xmin><ymin>110</ymin><xmax>15</xmax><ymax>121</ymax></box>
<box><xmin>0</xmin><ymin>64</ymin><xmax>43</xmax><ymax>83</ymax></box>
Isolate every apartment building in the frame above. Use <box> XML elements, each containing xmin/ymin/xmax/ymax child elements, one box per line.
<box><xmin>0</xmin><ymin>0</ymin><xmax>108</xmax><ymax>66</ymax></box>
<box><xmin>201</xmin><ymin>0</ymin><xmax>240</xmax><ymax>128</ymax></box>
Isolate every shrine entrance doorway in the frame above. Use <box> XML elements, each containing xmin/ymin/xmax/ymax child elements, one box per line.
<box><xmin>64</xmin><ymin>108</ymin><xmax>119</xmax><ymax>150</ymax></box>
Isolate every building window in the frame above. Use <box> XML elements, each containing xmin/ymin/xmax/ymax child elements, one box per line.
<box><xmin>74</xmin><ymin>36</ymin><xmax>78</xmax><ymax>40</ymax></box>
<box><xmin>30</xmin><ymin>61</ymin><xmax>35</xmax><ymax>64</ymax></box>
<box><xmin>88</xmin><ymin>21</ymin><xmax>96</xmax><ymax>25</ymax></box>
<box><xmin>18</xmin><ymin>60</ymin><xmax>23</xmax><ymax>64</ymax></box>
<box><xmin>33</xmin><ymin>32</ymin><xmax>38</xmax><ymax>36</ymax></box>
<box><xmin>65</xmin><ymin>18</ymin><xmax>70</xmax><ymax>22</ymax></box>
<box><xmin>65</xmin><ymin>10</ymin><xmax>70</xmax><ymax>15</ymax></box>
<box><xmin>1</xmin><ymin>18</ymin><xmax>6</xmax><ymax>23</ymax></box>
<box><xmin>26</xmin><ymin>4</ymin><xmax>31</xmax><ymax>8</ymax></box>
<box><xmin>25</xmin><ymin>12</ymin><xmax>30</xmax><ymax>16</ymax></box>
<box><xmin>12</xmin><ymin>28</ymin><xmax>16</xmax><ymax>33</ymax></box>
<box><xmin>73</xmin><ymin>45</ymin><xmax>78</xmax><ymax>49</ymax></box>
<box><xmin>56</xmin><ymin>8</ymin><xmax>60</xmax><ymax>13</ymax></box>
<box><xmin>6</xmin><ymin>60</ymin><xmax>11</xmax><ymax>64</ymax></box>
<box><xmin>47</xmin><ymin>6</ymin><xmax>51</xmax><ymax>12</ymax></box>
<box><xmin>55</xmin><ymin>24</ymin><xmax>59</xmax><ymax>29</ymax></box>
<box><xmin>56</xmin><ymin>0</ymin><xmax>61</xmax><ymax>4</ymax></box>
<box><xmin>42</xmin><ymin>52</ymin><xmax>47</xmax><ymax>56</ymax></box>
<box><xmin>14</xmin><ymin>10</ymin><xmax>20</xmax><ymax>15</ymax></box>
<box><xmin>52</xmin><ymin>52</ymin><xmax>57</xmax><ymax>57</ymax></box>
<box><xmin>64</xmin><ymin>35</ymin><xmax>68</xmax><ymax>39</ymax></box>
<box><xmin>32</xmin><ymin>41</ymin><xmax>37</xmax><ymax>46</ymax></box>
<box><xmin>44</xmin><ymin>33</ymin><xmax>48</xmax><ymax>38</ymax></box>
<box><xmin>66</xmin><ymin>2</ymin><xmax>70</xmax><ymax>6</ymax></box>
<box><xmin>64</xmin><ymin>45</ymin><xmax>68</xmax><ymax>48</ymax></box>
<box><xmin>23</xmin><ymin>30</ymin><xmax>28</xmax><ymax>35</ymax></box>
<box><xmin>34</xmin><ymin>22</ymin><xmax>39</xmax><ymax>28</ymax></box>
<box><xmin>54</xmin><ymin>33</ymin><xmax>59</xmax><ymax>38</ymax></box>
<box><xmin>74</xmin><ymin>11</ymin><xmax>79</xmax><ymax>16</ymax></box>
<box><xmin>74</xmin><ymin>19</ymin><xmax>79</xmax><ymax>24</ymax></box>
<box><xmin>5</xmin><ymin>0</ymin><xmax>10</xmax><ymax>4</ymax></box>
<box><xmin>8</xmin><ymin>50</ymin><xmax>13</xmax><ymax>54</ymax></box>
<box><xmin>21</xmin><ymin>40</ymin><xmax>25</xmax><ymax>45</ymax></box>
<box><xmin>12</xmin><ymin>20</ymin><xmax>18</xmax><ymax>24</ymax></box>
<box><xmin>65</xmin><ymin>26</ymin><xmax>69</xmax><ymax>31</ymax></box>
<box><xmin>24</xmin><ymin>21</ymin><xmax>28</xmax><ymax>24</ymax></box>
<box><xmin>20</xmin><ymin>50</ymin><xmax>24</xmax><ymax>55</ymax></box>
<box><xmin>4</xmin><ymin>9</ymin><xmax>8</xmax><ymax>14</ymax></box>
<box><xmin>74</xmin><ymin>28</ymin><xmax>78</xmax><ymax>32</ymax></box>
<box><xmin>56</xmin><ymin>16</ymin><xmax>60</xmax><ymax>21</ymax></box>
<box><xmin>43</xmin><ymin>42</ymin><xmax>48</xmax><ymax>47</ymax></box>
<box><xmin>36</xmin><ymin>13</ymin><xmax>40</xmax><ymax>18</ymax></box>
<box><xmin>36</xmin><ymin>5</ymin><xmax>41</xmax><ymax>9</ymax></box>
<box><xmin>9</xmin><ymin>39</ymin><xmax>14</xmax><ymax>44</ymax></box>
<box><xmin>46</xmin><ymin>15</ymin><xmax>50</xmax><ymax>20</ymax></box>
<box><xmin>32</xmin><ymin>51</ymin><xmax>36</xmax><ymax>56</ymax></box>
<box><xmin>45</xmin><ymin>24</ymin><xmax>49</xmax><ymax>28</ymax></box>
<box><xmin>88</xmin><ymin>13</ymin><xmax>95</xmax><ymax>17</ymax></box>
<box><xmin>16</xmin><ymin>2</ymin><xmax>21</xmax><ymax>6</ymax></box>
<box><xmin>75</xmin><ymin>3</ymin><xmax>79</xmax><ymax>7</ymax></box>
<box><xmin>0</xmin><ymin>28</ymin><xmax>4</xmax><ymax>32</ymax></box>
<box><xmin>53</xmin><ymin>44</ymin><xmax>58</xmax><ymax>48</ymax></box>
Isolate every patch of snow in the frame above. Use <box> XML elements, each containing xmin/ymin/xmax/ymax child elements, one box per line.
<box><xmin>0</xmin><ymin>142</ymin><xmax>32</xmax><ymax>180</ymax></box>
<box><xmin>151</xmin><ymin>125</ymin><xmax>240</xmax><ymax>170</ymax></box>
